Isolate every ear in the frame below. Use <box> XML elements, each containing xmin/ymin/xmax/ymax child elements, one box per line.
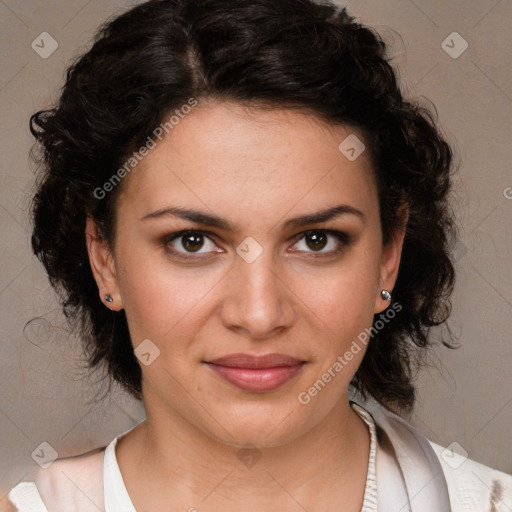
<box><xmin>374</xmin><ymin>206</ymin><xmax>409</xmax><ymax>314</ymax></box>
<box><xmin>85</xmin><ymin>216</ymin><xmax>123</xmax><ymax>311</ymax></box>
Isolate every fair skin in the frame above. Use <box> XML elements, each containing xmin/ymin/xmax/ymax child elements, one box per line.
<box><xmin>86</xmin><ymin>100</ymin><xmax>406</xmax><ymax>512</ymax></box>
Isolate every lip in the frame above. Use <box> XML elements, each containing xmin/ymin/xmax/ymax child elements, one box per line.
<box><xmin>205</xmin><ymin>353</ymin><xmax>306</xmax><ymax>393</ymax></box>
<box><xmin>208</xmin><ymin>353</ymin><xmax>304</xmax><ymax>368</ymax></box>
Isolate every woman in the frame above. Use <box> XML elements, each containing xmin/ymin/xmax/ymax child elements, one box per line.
<box><xmin>5</xmin><ymin>0</ymin><xmax>512</xmax><ymax>510</ymax></box>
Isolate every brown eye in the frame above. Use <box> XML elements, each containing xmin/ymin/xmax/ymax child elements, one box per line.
<box><xmin>181</xmin><ymin>233</ymin><xmax>204</xmax><ymax>252</ymax></box>
<box><xmin>305</xmin><ymin>231</ymin><xmax>328</xmax><ymax>251</ymax></box>
<box><xmin>164</xmin><ymin>230</ymin><xmax>219</xmax><ymax>257</ymax></box>
<box><xmin>291</xmin><ymin>229</ymin><xmax>350</xmax><ymax>256</ymax></box>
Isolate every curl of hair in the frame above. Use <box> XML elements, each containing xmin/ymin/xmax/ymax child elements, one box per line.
<box><xmin>29</xmin><ymin>0</ymin><xmax>455</xmax><ymax>412</ymax></box>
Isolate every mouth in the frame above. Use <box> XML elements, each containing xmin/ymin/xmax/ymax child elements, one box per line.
<box><xmin>204</xmin><ymin>353</ymin><xmax>306</xmax><ymax>393</ymax></box>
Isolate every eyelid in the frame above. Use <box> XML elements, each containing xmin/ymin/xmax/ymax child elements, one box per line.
<box><xmin>163</xmin><ymin>229</ymin><xmax>217</xmax><ymax>243</ymax></box>
<box><xmin>293</xmin><ymin>229</ymin><xmax>350</xmax><ymax>244</ymax></box>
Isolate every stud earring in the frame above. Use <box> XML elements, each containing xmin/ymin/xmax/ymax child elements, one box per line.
<box><xmin>105</xmin><ymin>294</ymin><xmax>113</xmax><ymax>303</ymax></box>
<box><xmin>380</xmin><ymin>289</ymin><xmax>392</xmax><ymax>302</ymax></box>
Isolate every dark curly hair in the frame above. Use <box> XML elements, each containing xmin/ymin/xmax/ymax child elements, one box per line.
<box><xmin>29</xmin><ymin>0</ymin><xmax>456</xmax><ymax>413</ymax></box>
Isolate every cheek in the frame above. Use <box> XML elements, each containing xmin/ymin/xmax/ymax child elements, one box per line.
<box><xmin>303</xmin><ymin>251</ymin><xmax>381</xmax><ymax>331</ymax></box>
<box><xmin>115</xmin><ymin>245</ymin><xmax>219</xmax><ymax>345</ymax></box>
<box><xmin>293</xmin><ymin>258</ymin><xmax>381</xmax><ymax>392</ymax></box>
<box><xmin>305</xmin><ymin>285</ymin><xmax>376</xmax><ymax>376</ymax></box>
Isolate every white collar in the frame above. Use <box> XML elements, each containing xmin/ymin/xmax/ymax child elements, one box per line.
<box><xmin>103</xmin><ymin>433</ymin><xmax>138</xmax><ymax>511</ymax></box>
<box><xmin>351</xmin><ymin>402</ymin><xmax>378</xmax><ymax>511</ymax></box>
<box><xmin>351</xmin><ymin>394</ymin><xmax>452</xmax><ymax>511</ymax></box>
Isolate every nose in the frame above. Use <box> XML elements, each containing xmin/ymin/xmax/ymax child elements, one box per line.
<box><xmin>220</xmin><ymin>249</ymin><xmax>295</xmax><ymax>340</ymax></box>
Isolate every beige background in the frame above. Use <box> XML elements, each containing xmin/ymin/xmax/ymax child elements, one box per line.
<box><xmin>1</xmin><ymin>0</ymin><xmax>511</xmax><ymax>494</ymax></box>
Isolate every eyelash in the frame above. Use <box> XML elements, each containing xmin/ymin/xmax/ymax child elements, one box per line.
<box><xmin>161</xmin><ymin>229</ymin><xmax>351</xmax><ymax>261</ymax></box>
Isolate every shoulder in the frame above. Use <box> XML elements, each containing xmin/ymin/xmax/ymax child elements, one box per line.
<box><xmin>4</xmin><ymin>446</ymin><xmax>106</xmax><ymax>512</ymax></box>
<box><xmin>352</xmin><ymin>392</ymin><xmax>512</xmax><ymax>511</ymax></box>
<box><xmin>429</xmin><ymin>441</ymin><xmax>512</xmax><ymax>512</ymax></box>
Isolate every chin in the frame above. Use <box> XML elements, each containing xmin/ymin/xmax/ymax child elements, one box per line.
<box><xmin>203</xmin><ymin>405</ymin><xmax>312</xmax><ymax>450</ymax></box>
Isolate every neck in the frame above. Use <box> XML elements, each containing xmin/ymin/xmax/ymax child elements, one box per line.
<box><xmin>116</xmin><ymin>391</ymin><xmax>370</xmax><ymax>512</ymax></box>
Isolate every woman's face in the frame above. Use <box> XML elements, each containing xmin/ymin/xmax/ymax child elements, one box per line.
<box><xmin>87</xmin><ymin>100</ymin><xmax>404</xmax><ymax>448</ymax></box>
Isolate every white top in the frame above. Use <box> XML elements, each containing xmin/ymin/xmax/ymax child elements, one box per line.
<box><xmin>7</xmin><ymin>402</ymin><xmax>381</xmax><ymax>512</ymax></box>
<box><xmin>103</xmin><ymin>434</ymin><xmax>136</xmax><ymax>511</ymax></box>
<box><xmin>6</xmin><ymin>397</ymin><xmax>512</xmax><ymax>511</ymax></box>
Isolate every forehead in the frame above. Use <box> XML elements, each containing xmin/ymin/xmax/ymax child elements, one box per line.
<box><xmin>117</xmin><ymin>101</ymin><xmax>378</xmax><ymax>226</ymax></box>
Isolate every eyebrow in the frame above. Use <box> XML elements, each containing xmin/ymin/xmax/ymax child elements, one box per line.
<box><xmin>140</xmin><ymin>204</ymin><xmax>365</xmax><ymax>230</ymax></box>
